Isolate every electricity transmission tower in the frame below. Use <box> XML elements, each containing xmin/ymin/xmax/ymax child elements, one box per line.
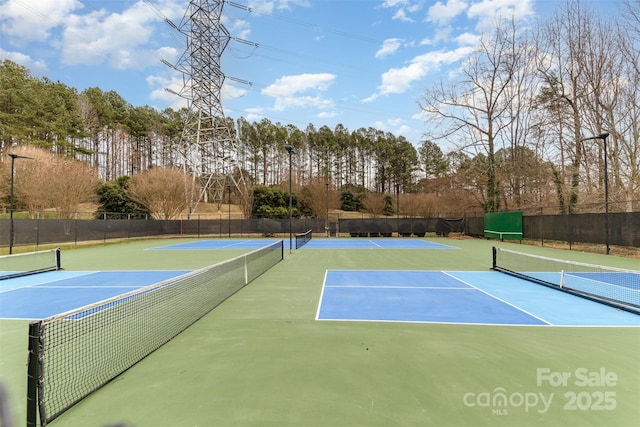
<box><xmin>164</xmin><ymin>0</ymin><xmax>249</xmax><ymax>216</ymax></box>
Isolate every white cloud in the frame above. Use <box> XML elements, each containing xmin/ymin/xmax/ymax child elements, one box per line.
<box><xmin>370</xmin><ymin>117</ymin><xmax>411</xmax><ymax>137</ymax></box>
<box><xmin>262</xmin><ymin>73</ymin><xmax>336</xmax><ymax>97</ymax></box>
<box><xmin>262</xmin><ymin>73</ymin><xmax>336</xmax><ymax>111</ymax></box>
<box><xmin>247</xmin><ymin>1</ymin><xmax>275</xmax><ymax>14</ymax></box>
<box><xmin>0</xmin><ymin>0</ymin><xmax>83</xmax><ymax>43</ymax></box>
<box><xmin>396</xmin><ymin>124</ymin><xmax>411</xmax><ymax>135</ymax></box>
<box><xmin>392</xmin><ymin>9</ymin><xmax>414</xmax><ymax>22</ymax></box>
<box><xmin>148</xmin><ymin>70</ymin><xmax>187</xmax><ymax>110</ymax></box>
<box><xmin>277</xmin><ymin>0</ymin><xmax>311</xmax><ymax>11</ymax></box>
<box><xmin>224</xmin><ymin>16</ymin><xmax>251</xmax><ymax>40</ymax></box>
<box><xmin>318</xmin><ymin>111</ymin><xmax>337</xmax><ymax>118</ymax></box>
<box><xmin>388</xmin><ymin>117</ymin><xmax>406</xmax><ymax>127</ymax></box>
<box><xmin>375</xmin><ymin>38</ymin><xmax>403</xmax><ymax>59</ymax></box>
<box><xmin>247</xmin><ymin>0</ymin><xmax>309</xmax><ymax>13</ymax></box>
<box><xmin>272</xmin><ymin>94</ymin><xmax>334</xmax><ymax>111</ymax></box>
<box><xmin>427</xmin><ymin>0</ymin><xmax>468</xmax><ymax>26</ymax></box>
<box><xmin>263</xmin><ymin>73</ymin><xmax>335</xmax><ymax>96</ymax></box>
<box><xmin>244</xmin><ymin>107</ymin><xmax>266</xmax><ymax>122</ymax></box>
<box><xmin>0</xmin><ymin>48</ymin><xmax>47</xmax><ymax>76</ymax></box>
<box><xmin>426</xmin><ymin>0</ymin><xmax>534</xmax><ymax>34</ymax></box>
<box><xmin>433</xmin><ymin>25</ymin><xmax>453</xmax><ymax>42</ymax></box>
<box><xmin>1</xmin><ymin>0</ymin><xmax>185</xmax><ymax>70</ymax></box>
<box><xmin>61</xmin><ymin>3</ymin><xmax>158</xmax><ymax>67</ymax></box>
<box><xmin>467</xmin><ymin>0</ymin><xmax>534</xmax><ymax>31</ymax></box>
<box><xmin>364</xmin><ymin>46</ymin><xmax>475</xmax><ymax>102</ymax></box>
<box><xmin>381</xmin><ymin>0</ymin><xmax>425</xmax><ymax>22</ymax></box>
<box><xmin>381</xmin><ymin>0</ymin><xmax>412</xmax><ymax>7</ymax></box>
<box><xmin>456</xmin><ymin>32</ymin><xmax>480</xmax><ymax>46</ymax></box>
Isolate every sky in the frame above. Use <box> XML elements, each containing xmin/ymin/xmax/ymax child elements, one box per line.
<box><xmin>0</xmin><ymin>0</ymin><xmax>620</xmax><ymax>147</ymax></box>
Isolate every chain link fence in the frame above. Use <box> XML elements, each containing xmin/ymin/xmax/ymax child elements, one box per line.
<box><xmin>1</xmin><ymin>210</ymin><xmax>638</xmax><ymax>251</ymax></box>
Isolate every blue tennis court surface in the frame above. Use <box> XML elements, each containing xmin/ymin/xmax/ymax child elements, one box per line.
<box><xmin>0</xmin><ymin>270</ymin><xmax>189</xmax><ymax>319</ymax></box>
<box><xmin>302</xmin><ymin>238</ymin><xmax>455</xmax><ymax>249</ymax></box>
<box><xmin>317</xmin><ymin>270</ymin><xmax>640</xmax><ymax>326</ymax></box>
<box><xmin>151</xmin><ymin>239</ymin><xmax>280</xmax><ymax>250</ymax></box>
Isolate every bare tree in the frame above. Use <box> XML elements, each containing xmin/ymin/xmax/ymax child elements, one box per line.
<box><xmin>299</xmin><ymin>177</ymin><xmax>330</xmax><ymax>219</ymax></box>
<box><xmin>48</xmin><ymin>157</ymin><xmax>99</xmax><ymax>219</ymax></box>
<box><xmin>535</xmin><ymin>0</ymin><xmax>601</xmax><ymax>213</ymax></box>
<box><xmin>1</xmin><ymin>145</ymin><xmax>98</xmax><ymax>218</ymax></box>
<box><xmin>361</xmin><ymin>192</ymin><xmax>388</xmax><ymax>217</ymax></box>
<box><xmin>419</xmin><ymin>17</ymin><xmax>523</xmax><ymax>212</ymax></box>
<box><xmin>605</xmin><ymin>2</ymin><xmax>640</xmax><ymax>211</ymax></box>
<box><xmin>127</xmin><ymin>167</ymin><xmax>197</xmax><ymax>219</ymax></box>
<box><xmin>535</xmin><ymin>0</ymin><xmax>639</xmax><ymax>213</ymax></box>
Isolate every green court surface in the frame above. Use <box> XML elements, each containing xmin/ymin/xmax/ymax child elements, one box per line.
<box><xmin>1</xmin><ymin>237</ymin><xmax>639</xmax><ymax>426</ymax></box>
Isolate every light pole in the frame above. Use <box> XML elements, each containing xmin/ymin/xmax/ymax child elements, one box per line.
<box><xmin>285</xmin><ymin>145</ymin><xmax>295</xmax><ymax>252</ymax></box>
<box><xmin>581</xmin><ymin>132</ymin><xmax>610</xmax><ymax>254</ymax></box>
<box><xmin>325</xmin><ymin>181</ymin><xmax>329</xmax><ymax>237</ymax></box>
<box><xmin>396</xmin><ymin>183</ymin><xmax>400</xmax><ymax>236</ymax></box>
<box><xmin>227</xmin><ymin>184</ymin><xmax>232</xmax><ymax>238</ymax></box>
<box><xmin>9</xmin><ymin>153</ymin><xmax>32</xmax><ymax>254</ymax></box>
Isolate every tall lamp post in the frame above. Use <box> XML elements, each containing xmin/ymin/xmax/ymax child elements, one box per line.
<box><xmin>9</xmin><ymin>153</ymin><xmax>32</xmax><ymax>254</ymax></box>
<box><xmin>581</xmin><ymin>132</ymin><xmax>610</xmax><ymax>255</ymax></box>
<box><xmin>325</xmin><ymin>182</ymin><xmax>329</xmax><ymax>237</ymax></box>
<box><xmin>285</xmin><ymin>145</ymin><xmax>295</xmax><ymax>252</ymax></box>
<box><xmin>227</xmin><ymin>184</ymin><xmax>232</xmax><ymax>238</ymax></box>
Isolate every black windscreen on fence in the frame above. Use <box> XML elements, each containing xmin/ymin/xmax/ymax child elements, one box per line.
<box><xmin>524</xmin><ymin>212</ymin><xmax>640</xmax><ymax>247</ymax></box>
<box><xmin>1</xmin><ymin>212</ymin><xmax>638</xmax><ymax>248</ymax></box>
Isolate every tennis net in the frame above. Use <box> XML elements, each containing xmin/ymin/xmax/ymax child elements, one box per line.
<box><xmin>492</xmin><ymin>246</ymin><xmax>640</xmax><ymax>314</ymax></box>
<box><xmin>295</xmin><ymin>229</ymin><xmax>312</xmax><ymax>249</ymax></box>
<box><xmin>0</xmin><ymin>248</ymin><xmax>61</xmax><ymax>280</ymax></box>
<box><xmin>27</xmin><ymin>240</ymin><xmax>284</xmax><ymax>427</ymax></box>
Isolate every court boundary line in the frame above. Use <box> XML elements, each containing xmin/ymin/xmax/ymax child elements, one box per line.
<box><xmin>314</xmin><ymin>317</ymin><xmax>640</xmax><ymax>328</ymax></box>
<box><xmin>315</xmin><ymin>270</ymin><xmax>330</xmax><ymax>321</ymax></box>
<box><xmin>316</xmin><ymin>269</ymin><xmax>555</xmax><ymax>326</ymax></box>
<box><xmin>324</xmin><ymin>285</ymin><xmax>474</xmax><ymax>290</ymax></box>
<box><xmin>301</xmin><ymin>239</ymin><xmax>459</xmax><ymax>250</ymax></box>
<box><xmin>441</xmin><ymin>271</ymin><xmax>552</xmax><ymax>325</ymax></box>
<box><xmin>148</xmin><ymin>239</ymin><xmax>280</xmax><ymax>251</ymax></box>
<box><xmin>315</xmin><ymin>317</ymin><xmax>553</xmax><ymax>327</ymax></box>
<box><xmin>33</xmin><ymin>285</ymin><xmax>144</xmax><ymax>289</ymax></box>
<box><xmin>0</xmin><ymin>271</ymin><xmax>97</xmax><ymax>294</ymax></box>
<box><xmin>368</xmin><ymin>239</ymin><xmax>383</xmax><ymax>248</ymax></box>
<box><xmin>0</xmin><ymin>270</ymin><xmax>192</xmax><ymax>295</ymax></box>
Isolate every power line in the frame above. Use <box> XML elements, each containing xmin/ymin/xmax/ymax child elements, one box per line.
<box><xmin>233</xmin><ymin>1</ymin><xmax>384</xmax><ymax>45</ymax></box>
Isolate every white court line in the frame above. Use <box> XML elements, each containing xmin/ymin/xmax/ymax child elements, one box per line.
<box><xmin>368</xmin><ymin>239</ymin><xmax>383</xmax><ymax>248</ymax></box>
<box><xmin>0</xmin><ymin>271</ymin><xmax>97</xmax><ymax>294</ymax></box>
<box><xmin>324</xmin><ymin>285</ymin><xmax>473</xmax><ymax>290</ymax></box>
<box><xmin>34</xmin><ymin>285</ymin><xmax>143</xmax><ymax>289</ymax></box>
<box><xmin>317</xmin><ymin>269</ymin><xmax>553</xmax><ymax>326</ymax></box>
<box><xmin>315</xmin><ymin>270</ymin><xmax>330</xmax><ymax>321</ymax></box>
<box><xmin>441</xmin><ymin>271</ymin><xmax>552</xmax><ymax>325</ymax></box>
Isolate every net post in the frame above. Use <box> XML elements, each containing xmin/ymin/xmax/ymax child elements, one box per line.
<box><xmin>491</xmin><ymin>246</ymin><xmax>497</xmax><ymax>270</ymax></box>
<box><xmin>244</xmin><ymin>256</ymin><xmax>248</xmax><ymax>285</ymax></box>
<box><xmin>27</xmin><ymin>321</ymin><xmax>43</xmax><ymax>427</ymax></box>
<box><xmin>55</xmin><ymin>247</ymin><xmax>61</xmax><ymax>270</ymax></box>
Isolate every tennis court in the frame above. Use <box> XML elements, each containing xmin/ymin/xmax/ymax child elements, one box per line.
<box><xmin>151</xmin><ymin>238</ymin><xmax>281</xmax><ymax>250</ymax></box>
<box><xmin>1</xmin><ymin>237</ymin><xmax>638</xmax><ymax>426</ymax></box>
<box><xmin>148</xmin><ymin>237</ymin><xmax>455</xmax><ymax>250</ymax></box>
<box><xmin>301</xmin><ymin>238</ymin><xmax>456</xmax><ymax>249</ymax></box>
<box><xmin>317</xmin><ymin>270</ymin><xmax>640</xmax><ymax>326</ymax></box>
<box><xmin>0</xmin><ymin>270</ymin><xmax>190</xmax><ymax>319</ymax></box>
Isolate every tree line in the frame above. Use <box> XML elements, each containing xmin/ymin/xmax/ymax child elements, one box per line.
<box><xmin>1</xmin><ymin>0</ymin><xmax>638</xmax><ymax>218</ymax></box>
